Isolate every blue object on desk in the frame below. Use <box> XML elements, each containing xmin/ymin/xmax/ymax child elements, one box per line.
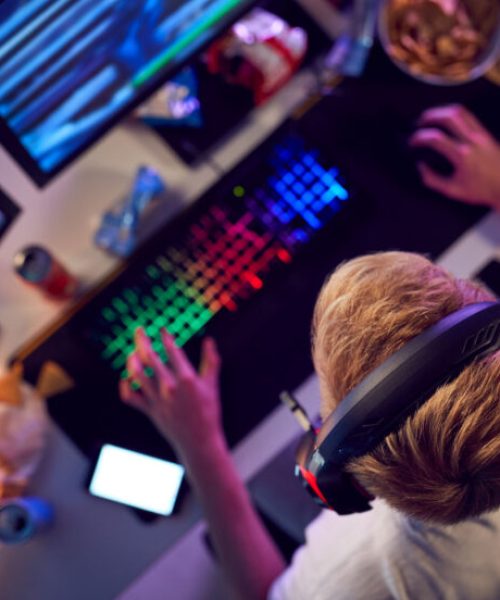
<box><xmin>322</xmin><ymin>0</ymin><xmax>379</xmax><ymax>79</ymax></box>
<box><xmin>0</xmin><ymin>497</ymin><xmax>54</xmax><ymax>544</ymax></box>
<box><xmin>94</xmin><ymin>166</ymin><xmax>167</xmax><ymax>258</ymax></box>
<box><xmin>139</xmin><ymin>67</ymin><xmax>203</xmax><ymax>128</ymax></box>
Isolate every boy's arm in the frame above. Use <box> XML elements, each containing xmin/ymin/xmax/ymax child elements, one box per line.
<box><xmin>120</xmin><ymin>328</ymin><xmax>286</xmax><ymax>600</ymax></box>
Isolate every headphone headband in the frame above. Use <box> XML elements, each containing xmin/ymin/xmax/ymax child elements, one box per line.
<box><xmin>316</xmin><ymin>302</ymin><xmax>500</xmax><ymax>466</ymax></box>
<box><xmin>296</xmin><ymin>301</ymin><xmax>500</xmax><ymax>514</ymax></box>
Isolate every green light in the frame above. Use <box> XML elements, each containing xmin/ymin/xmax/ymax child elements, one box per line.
<box><xmin>176</xmin><ymin>331</ymin><xmax>191</xmax><ymax>346</ymax></box>
<box><xmin>146</xmin><ymin>323</ymin><xmax>159</xmax><ymax>338</ymax></box>
<box><xmin>112</xmin><ymin>298</ymin><xmax>128</xmax><ymax>314</ymax></box>
<box><xmin>124</xmin><ymin>289</ymin><xmax>138</xmax><ymax>303</ymax></box>
<box><xmin>233</xmin><ymin>185</ymin><xmax>245</xmax><ymax>198</ymax></box>
<box><xmin>157</xmin><ymin>257</ymin><xmax>172</xmax><ymax>272</ymax></box>
<box><xmin>112</xmin><ymin>354</ymin><xmax>127</xmax><ymax>370</ymax></box>
<box><xmin>155</xmin><ymin>315</ymin><xmax>169</xmax><ymax>329</ymax></box>
<box><xmin>122</xmin><ymin>315</ymin><xmax>136</xmax><ymax>328</ymax></box>
<box><xmin>152</xmin><ymin>340</ymin><xmax>164</xmax><ymax>354</ymax></box>
<box><xmin>152</xmin><ymin>286</ymin><xmax>165</xmax><ymax>299</ymax></box>
<box><xmin>102</xmin><ymin>308</ymin><xmax>115</xmax><ymax>322</ymax></box>
<box><xmin>101</xmin><ymin>269</ymin><xmax>220</xmax><ymax>376</ymax></box>
<box><xmin>146</xmin><ymin>266</ymin><xmax>160</xmax><ymax>279</ymax></box>
<box><xmin>168</xmin><ymin>321</ymin><xmax>182</xmax><ymax>336</ymax></box>
<box><xmin>132</xmin><ymin>0</ymin><xmax>241</xmax><ymax>88</ymax></box>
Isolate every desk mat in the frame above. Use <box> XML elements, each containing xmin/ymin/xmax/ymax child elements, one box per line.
<box><xmin>12</xmin><ymin>66</ymin><xmax>499</xmax><ymax>466</ymax></box>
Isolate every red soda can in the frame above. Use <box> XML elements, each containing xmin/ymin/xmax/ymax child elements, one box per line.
<box><xmin>13</xmin><ymin>245</ymin><xmax>79</xmax><ymax>300</ymax></box>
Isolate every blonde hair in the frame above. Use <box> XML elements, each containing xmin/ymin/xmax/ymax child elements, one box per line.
<box><xmin>312</xmin><ymin>251</ymin><xmax>500</xmax><ymax>524</ymax></box>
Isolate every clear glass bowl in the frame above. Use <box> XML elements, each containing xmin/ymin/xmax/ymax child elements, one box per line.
<box><xmin>378</xmin><ymin>0</ymin><xmax>500</xmax><ymax>85</ymax></box>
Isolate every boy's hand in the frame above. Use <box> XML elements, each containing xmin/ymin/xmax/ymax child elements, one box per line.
<box><xmin>410</xmin><ymin>104</ymin><xmax>500</xmax><ymax>210</ymax></box>
<box><xmin>119</xmin><ymin>328</ymin><xmax>222</xmax><ymax>457</ymax></box>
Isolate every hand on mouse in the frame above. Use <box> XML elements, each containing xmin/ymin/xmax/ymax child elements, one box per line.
<box><xmin>409</xmin><ymin>105</ymin><xmax>500</xmax><ymax>210</ymax></box>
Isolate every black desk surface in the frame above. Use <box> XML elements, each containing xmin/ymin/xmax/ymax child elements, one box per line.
<box><xmin>13</xmin><ymin>43</ymin><xmax>500</xmax><ymax>463</ymax></box>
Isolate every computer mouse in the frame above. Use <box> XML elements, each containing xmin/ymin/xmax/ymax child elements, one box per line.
<box><xmin>410</xmin><ymin>145</ymin><xmax>456</xmax><ymax>177</ymax></box>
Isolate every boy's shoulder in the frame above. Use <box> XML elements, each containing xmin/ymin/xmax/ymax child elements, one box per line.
<box><xmin>270</xmin><ymin>502</ymin><xmax>500</xmax><ymax>600</ymax></box>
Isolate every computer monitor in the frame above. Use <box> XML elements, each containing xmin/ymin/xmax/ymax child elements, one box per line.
<box><xmin>0</xmin><ymin>0</ymin><xmax>257</xmax><ymax>186</ymax></box>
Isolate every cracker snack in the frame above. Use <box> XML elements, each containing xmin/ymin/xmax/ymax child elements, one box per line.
<box><xmin>0</xmin><ymin>362</ymin><xmax>74</xmax><ymax>498</ymax></box>
<box><xmin>37</xmin><ymin>361</ymin><xmax>75</xmax><ymax>399</ymax></box>
<box><xmin>0</xmin><ymin>364</ymin><xmax>49</xmax><ymax>498</ymax></box>
<box><xmin>383</xmin><ymin>0</ymin><xmax>500</xmax><ymax>82</ymax></box>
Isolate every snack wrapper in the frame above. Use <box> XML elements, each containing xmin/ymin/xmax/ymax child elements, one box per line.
<box><xmin>137</xmin><ymin>67</ymin><xmax>202</xmax><ymax>127</ymax></box>
<box><xmin>206</xmin><ymin>9</ymin><xmax>308</xmax><ymax>105</ymax></box>
<box><xmin>0</xmin><ymin>362</ymin><xmax>74</xmax><ymax>498</ymax></box>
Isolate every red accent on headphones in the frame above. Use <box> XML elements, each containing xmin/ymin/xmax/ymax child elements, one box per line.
<box><xmin>298</xmin><ymin>465</ymin><xmax>332</xmax><ymax>509</ymax></box>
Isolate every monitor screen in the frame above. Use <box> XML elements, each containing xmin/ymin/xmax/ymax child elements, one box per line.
<box><xmin>0</xmin><ymin>0</ymin><xmax>256</xmax><ymax>186</ymax></box>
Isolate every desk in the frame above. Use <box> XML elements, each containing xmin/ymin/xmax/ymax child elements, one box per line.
<box><xmin>1</xmin><ymin>3</ymin><xmax>500</xmax><ymax>597</ymax></box>
<box><xmin>0</xmin><ymin>60</ymin><xmax>321</xmax><ymax>600</ymax></box>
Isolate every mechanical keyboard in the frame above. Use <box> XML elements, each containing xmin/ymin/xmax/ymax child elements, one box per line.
<box><xmin>85</xmin><ymin>132</ymin><xmax>350</xmax><ymax>378</ymax></box>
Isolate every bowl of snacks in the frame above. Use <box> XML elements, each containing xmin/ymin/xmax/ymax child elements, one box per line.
<box><xmin>378</xmin><ymin>0</ymin><xmax>500</xmax><ymax>85</ymax></box>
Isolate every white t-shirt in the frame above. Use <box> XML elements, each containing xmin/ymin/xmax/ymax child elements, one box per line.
<box><xmin>269</xmin><ymin>500</ymin><xmax>500</xmax><ymax>600</ymax></box>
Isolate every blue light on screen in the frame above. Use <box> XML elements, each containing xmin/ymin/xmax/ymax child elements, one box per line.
<box><xmin>0</xmin><ymin>0</ymin><xmax>250</xmax><ymax>176</ymax></box>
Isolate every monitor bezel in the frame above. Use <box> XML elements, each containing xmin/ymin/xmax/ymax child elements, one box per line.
<box><xmin>0</xmin><ymin>0</ymin><xmax>259</xmax><ymax>188</ymax></box>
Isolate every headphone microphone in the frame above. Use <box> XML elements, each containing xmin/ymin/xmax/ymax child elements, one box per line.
<box><xmin>282</xmin><ymin>302</ymin><xmax>500</xmax><ymax>516</ymax></box>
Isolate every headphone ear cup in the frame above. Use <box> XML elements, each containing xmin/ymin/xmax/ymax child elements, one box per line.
<box><xmin>295</xmin><ymin>430</ymin><xmax>373</xmax><ymax>515</ymax></box>
<box><xmin>295</xmin><ymin>430</ymin><xmax>332</xmax><ymax>508</ymax></box>
<box><xmin>316</xmin><ymin>469</ymin><xmax>373</xmax><ymax>515</ymax></box>
<box><xmin>297</xmin><ymin>464</ymin><xmax>332</xmax><ymax>508</ymax></box>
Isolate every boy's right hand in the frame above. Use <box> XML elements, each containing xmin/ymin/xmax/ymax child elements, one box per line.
<box><xmin>119</xmin><ymin>328</ymin><xmax>223</xmax><ymax>459</ymax></box>
<box><xmin>410</xmin><ymin>104</ymin><xmax>500</xmax><ymax>210</ymax></box>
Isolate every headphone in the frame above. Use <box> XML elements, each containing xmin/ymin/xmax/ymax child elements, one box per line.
<box><xmin>283</xmin><ymin>301</ymin><xmax>500</xmax><ymax>515</ymax></box>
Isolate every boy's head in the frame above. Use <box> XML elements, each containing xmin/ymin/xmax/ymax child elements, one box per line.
<box><xmin>312</xmin><ymin>251</ymin><xmax>500</xmax><ymax>525</ymax></box>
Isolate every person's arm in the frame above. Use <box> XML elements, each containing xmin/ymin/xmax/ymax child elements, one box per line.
<box><xmin>409</xmin><ymin>104</ymin><xmax>500</xmax><ymax>210</ymax></box>
<box><xmin>119</xmin><ymin>329</ymin><xmax>286</xmax><ymax>600</ymax></box>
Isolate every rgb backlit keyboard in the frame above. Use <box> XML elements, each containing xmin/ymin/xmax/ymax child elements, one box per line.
<box><xmin>86</xmin><ymin>132</ymin><xmax>350</xmax><ymax>376</ymax></box>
